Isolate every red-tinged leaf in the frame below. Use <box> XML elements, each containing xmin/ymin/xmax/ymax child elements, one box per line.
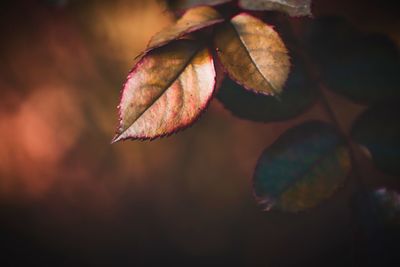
<box><xmin>143</xmin><ymin>6</ymin><xmax>223</xmax><ymax>56</ymax></box>
<box><xmin>239</xmin><ymin>0</ymin><xmax>312</xmax><ymax>17</ymax></box>
<box><xmin>112</xmin><ymin>40</ymin><xmax>216</xmax><ymax>142</ymax></box>
<box><xmin>213</xmin><ymin>52</ymin><xmax>226</xmax><ymax>92</ymax></box>
<box><xmin>214</xmin><ymin>13</ymin><xmax>290</xmax><ymax>95</ymax></box>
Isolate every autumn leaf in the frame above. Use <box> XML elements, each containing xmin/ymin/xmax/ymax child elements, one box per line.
<box><xmin>143</xmin><ymin>6</ymin><xmax>223</xmax><ymax>56</ymax></box>
<box><xmin>112</xmin><ymin>40</ymin><xmax>215</xmax><ymax>142</ymax></box>
<box><xmin>239</xmin><ymin>0</ymin><xmax>312</xmax><ymax>17</ymax></box>
<box><xmin>253</xmin><ymin>121</ymin><xmax>351</xmax><ymax>212</ymax></box>
<box><xmin>214</xmin><ymin>13</ymin><xmax>290</xmax><ymax>96</ymax></box>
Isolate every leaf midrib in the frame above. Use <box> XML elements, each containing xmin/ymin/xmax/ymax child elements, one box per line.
<box><xmin>273</xmin><ymin>144</ymin><xmax>347</xmax><ymax>200</ymax></box>
<box><xmin>230</xmin><ymin>20</ymin><xmax>280</xmax><ymax>95</ymax></box>
<box><xmin>119</xmin><ymin>44</ymin><xmax>203</xmax><ymax>138</ymax></box>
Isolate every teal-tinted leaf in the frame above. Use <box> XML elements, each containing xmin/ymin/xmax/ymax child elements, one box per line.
<box><xmin>253</xmin><ymin>121</ymin><xmax>351</xmax><ymax>212</ymax></box>
<box><xmin>351</xmin><ymin>103</ymin><xmax>400</xmax><ymax>176</ymax></box>
<box><xmin>216</xmin><ymin>56</ymin><xmax>317</xmax><ymax>122</ymax></box>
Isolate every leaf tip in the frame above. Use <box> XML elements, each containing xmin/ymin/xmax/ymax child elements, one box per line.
<box><xmin>111</xmin><ymin>133</ymin><xmax>123</xmax><ymax>144</ymax></box>
<box><xmin>256</xmin><ymin>196</ymin><xmax>276</xmax><ymax>212</ymax></box>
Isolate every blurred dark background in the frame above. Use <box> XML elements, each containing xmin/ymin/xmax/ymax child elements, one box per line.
<box><xmin>0</xmin><ymin>0</ymin><xmax>399</xmax><ymax>266</ymax></box>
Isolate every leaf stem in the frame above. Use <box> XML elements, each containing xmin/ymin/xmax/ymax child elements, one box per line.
<box><xmin>285</xmin><ymin>21</ymin><xmax>367</xmax><ymax>266</ymax></box>
<box><xmin>282</xmin><ymin>17</ymin><xmax>365</xmax><ymax>189</ymax></box>
<box><xmin>300</xmin><ymin>48</ymin><xmax>366</xmax><ymax>189</ymax></box>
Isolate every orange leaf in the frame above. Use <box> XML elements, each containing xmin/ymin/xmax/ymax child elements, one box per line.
<box><xmin>113</xmin><ymin>40</ymin><xmax>216</xmax><ymax>142</ymax></box>
<box><xmin>214</xmin><ymin>13</ymin><xmax>290</xmax><ymax>95</ymax></box>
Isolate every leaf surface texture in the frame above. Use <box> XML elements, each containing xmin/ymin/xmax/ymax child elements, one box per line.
<box><xmin>146</xmin><ymin>6</ymin><xmax>223</xmax><ymax>55</ymax></box>
<box><xmin>239</xmin><ymin>0</ymin><xmax>311</xmax><ymax>16</ymax></box>
<box><xmin>253</xmin><ymin>121</ymin><xmax>351</xmax><ymax>212</ymax></box>
<box><xmin>114</xmin><ymin>40</ymin><xmax>215</xmax><ymax>142</ymax></box>
<box><xmin>215</xmin><ymin>13</ymin><xmax>290</xmax><ymax>95</ymax></box>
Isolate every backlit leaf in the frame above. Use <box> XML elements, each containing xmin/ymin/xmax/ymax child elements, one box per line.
<box><xmin>239</xmin><ymin>0</ymin><xmax>312</xmax><ymax>17</ymax></box>
<box><xmin>144</xmin><ymin>6</ymin><xmax>223</xmax><ymax>55</ymax></box>
<box><xmin>351</xmin><ymin>103</ymin><xmax>400</xmax><ymax>175</ymax></box>
<box><xmin>113</xmin><ymin>40</ymin><xmax>215</xmax><ymax>142</ymax></box>
<box><xmin>214</xmin><ymin>13</ymin><xmax>290</xmax><ymax>96</ymax></box>
<box><xmin>253</xmin><ymin>121</ymin><xmax>351</xmax><ymax>212</ymax></box>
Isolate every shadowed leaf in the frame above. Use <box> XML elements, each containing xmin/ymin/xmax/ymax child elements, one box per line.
<box><xmin>113</xmin><ymin>40</ymin><xmax>215</xmax><ymax>142</ymax></box>
<box><xmin>253</xmin><ymin>121</ymin><xmax>351</xmax><ymax>212</ymax></box>
<box><xmin>351</xmin><ymin>103</ymin><xmax>400</xmax><ymax>176</ymax></box>
<box><xmin>214</xmin><ymin>13</ymin><xmax>290</xmax><ymax>96</ymax></box>
<box><xmin>303</xmin><ymin>17</ymin><xmax>400</xmax><ymax>104</ymax></box>
<box><xmin>370</xmin><ymin>188</ymin><xmax>400</xmax><ymax>223</ymax></box>
<box><xmin>239</xmin><ymin>0</ymin><xmax>312</xmax><ymax>17</ymax></box>
<box><xmin>323</xmin><ymin>34</ymin><xmax>400</xmax><ymax>104</ymax></box>
<box><xmin>217</xmin><ymin>56</ymin><xmax>316</xmax><ymax>122</ymax></box>
<box><xmin>301</xmin><ymin>16</ymin><xmax>361</xmax><ymax>65</ymax></box>
<box><xmin>352</xmin><ymin>188</ymin><xmax>400</xmax><ymax>265</ymax></box>
<box><xmin>144</xmin><ymin>6</ymin><xmax>223</xmax><ymax>55</ymax></box>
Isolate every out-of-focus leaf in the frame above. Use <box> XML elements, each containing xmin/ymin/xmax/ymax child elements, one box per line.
<box><xmin>354</xmin><ymin>188</ymin><xmax>400</xmax><ymax>229</ymax></box>
<box><xmin>323</xmin><ymin>34</ymin><xmax>400</xmax><ymax>104</ymax></box>
<box><xmin>176</xmin><ymin>0</ymin><xmax>232</xmax><ymax>9</ymax></box>
<box><xmin>214</xmin><ymin>13</ymin><xmax>290</xmax><ymax>96</ymax></box>
<box><xmin>371</xmin><ymin>188</ymin><xmax>400</xmax><ymax>223</ymax></box>
<box><xmin>113</xmin><ymin>40</ymin><xmax>215</xmax><ymax>142</ymax></box>
<box><xmin>352</xmin><ymin>188</ymin><xmax>400</xmax><ymax>265</ymax></box>
<box><xmin>303</xmin><ymin>17</ymin><xmax>400</xmax><ymax>104</ymax></box>
<box><xmin>144</xmin><ymin>6</ymin><xmax>223</xmax><ymax>55</ymax></box>
<box><xmin>239</xmin><ymin>0</ymin><xmax>312</xmax><ymax>17</ymax></box>
<box><xmin>217</xmin><ymin>56</ymin><xmax>316</xmax><ymax>122</ymax></box>
<box><xmin>253</xmin><ymin>121</ymin><xmax>351</xmax><ymax>212</ymax></box>
<box><xmin>351</xmin><ymin>103</ymin><xmax>400</xmax><ymax>176</ymax></box>
<box><xmin>301</xmin><ymin>16</ymin><xmax>361</xmax><ymax>64</ymax></box>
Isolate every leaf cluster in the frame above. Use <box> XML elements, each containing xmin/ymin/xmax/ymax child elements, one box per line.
<box><xmin>251</xmin><ymin>15</ymin><xmax>400</xmax><ymax>213</ymax></box>
<box><xmin>112</xmin><ymin>0</ymin><xmax>400</xmax><ymax>216</ymax></box>
<box><xmin>113</xmin><ymin>0</ymin><xmax>311</xmax><ymax>142</ymax></box>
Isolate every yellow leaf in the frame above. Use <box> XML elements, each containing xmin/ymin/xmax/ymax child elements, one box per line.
<box><xmin>214</xmin><ymin>13</ymin><xmax>290</xmax><ymax>95</ymax></box>
<box><xmin>113</xmin><ymin>40</ymin><xmax>216</xmax><ymax>142</ymax></box>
